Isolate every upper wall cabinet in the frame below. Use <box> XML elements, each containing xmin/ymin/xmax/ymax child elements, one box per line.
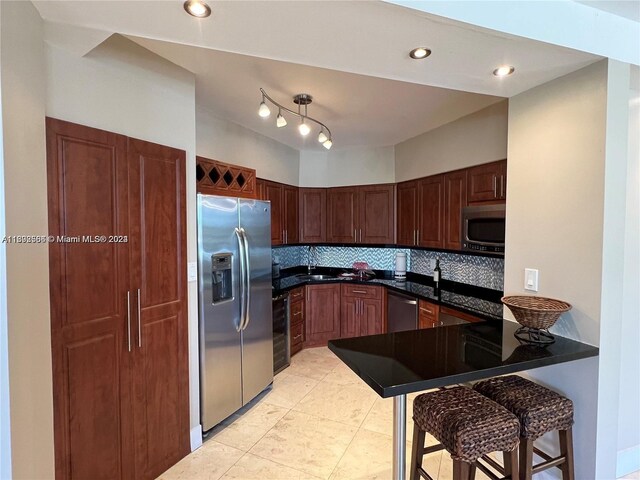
<box><xmin>258</xmin><ymin>179</ymin><xmax>299</xmax><ymax>246</ymax></box>
<box><xmin>327</xmin><ymin>184</ymin><xmax>395</xmax><ymax>244</ymax></box>
<box><xmin>417</xmin><ymin>175</ymin><xmax>445</xmax><ymax>248</ymax></box>
<box><xmin>397</xmin><ymin>180</ymin><xmax>419</xmax><ymax>246</ymax></box>
<box><xmin>196</xmin><ymin>157</ymin><xmax>257</xmax><ymax>199</ymax></box>
<box><xmin>467</xmin><ymin>160</ymin><xmax>507</xmax><ymax>204</ymax></box>
<box><xmin>443</xmin><ymin>169</ymin><xmax>468</xmax><ymax>250</ymax></box>
<box><xmin>299</xmin><ymin>188</ymin><xmax>327</xmax><ymax>243</ymax></box>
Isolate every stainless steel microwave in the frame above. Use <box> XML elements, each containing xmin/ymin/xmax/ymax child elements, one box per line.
<box><xmin>461</xmin><ymin>204</ymin><xmax>506</xmax><ymax>255</ymax></box>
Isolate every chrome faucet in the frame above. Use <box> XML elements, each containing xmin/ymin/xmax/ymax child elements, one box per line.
<box><xmin>307</xmin><ymin>246</ymin><xmax>317</xmax><ymax>274</ymax></box>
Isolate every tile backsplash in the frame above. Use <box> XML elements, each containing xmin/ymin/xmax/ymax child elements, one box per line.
<box><xmin>272</xmin><ymin>246</ymin><xmax>504</xmax><ymax>291</ymax></box>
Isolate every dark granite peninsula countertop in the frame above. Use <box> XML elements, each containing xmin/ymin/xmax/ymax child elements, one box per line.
<box><xmin>272</xmin><ymin>267</ymin><xmax>504</xmax><ymax>321</ymax></box>
<box><xmin>328</xmin><ymin>320</ymin><xmax>599</xmax><ymax>397</ymax></box>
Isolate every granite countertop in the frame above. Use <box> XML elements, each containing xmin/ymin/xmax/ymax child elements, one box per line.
<box><xmin>328</xmin><ymin>320</ymin><xmax>600</xmax><ymax>397</ymax></box>
<box><xmin>272</xmin><ymin>267</ymin><xmax>504</xmax><ymax>321</ymax></box>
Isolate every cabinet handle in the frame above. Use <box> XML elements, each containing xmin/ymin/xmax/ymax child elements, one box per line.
<box><xmin>420</xmin><ymin>307</ymin><xmax>433</xmax><ymax>314</ymax></box>
<box><xmin>417</xmin><ymin>229</ymin><xmax>419</xmax><ymax>245</ymax></box>
<box><xmin>354</xmin><ymin>229</ymin><xmax>357</xmax><ymax>241</ymax></box>
<box><xmin>293</xmin><ymin>311</ymin><xmax>302</xmax><ymax>316</ymax></box>
<box><xmin>493</xmin><ymin>176</ymin><xmax>497</xmax><ymax>198</ymax></box>
<box><xmin>359</xmin><ymin>229</ymin><xmax>362</xmax><ymax>242</ymax></box>
<box><xmin>293</xmin><ymin>333</ymin><xmax>303</xmax><ymax>341</ymax></box>
<box><xmin>127</xmin><ymin>291</ymin><xmax>131</xmax><ymax>352</ymax></box>
<box><xmin>352</xmin><ymin>290</ymin><xmax>367</xmax><ymax>294</ymax></box>
<box><xmin>137</xmin><ymin>288</ymin><xmax>142</xmax><ymax>348</ymax></box>
<box><xmin>500</xmin><ymin>175</ymin><xmax>505</xmax><ymax>199</ymax></box>
<box><xmin>300</xmin><ymin>228</ymin><xmax>303</xmax><ymax>241</ymax></box>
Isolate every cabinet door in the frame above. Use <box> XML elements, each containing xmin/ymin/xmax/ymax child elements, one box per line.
<box><xmin>467</xmin><ymin>160</ymin><xmax>506</xmax><ymax>204</ymax></box>
<box><xmin>443</xmin><ymin>170</ymin><xmax>468</xmax><ymax>250</ymax></box>
<box><xmin>299</xmin><ymin>188</ymin><xmax>327</xmax><ymax>243</ymax></box>
<box><xmin>418</xmin><ymin>300</ymin><xmax>439</xmax><ymax>329</ymax></box>
<box><xmin>358</xmin><ymin>184</ymin><xmax>395</xmax><ymax>244</ymax></box>
<box><xmin>264</xmin><ymin>181</ymin><xmax>284</xmax><ymax>245</ymax></box>
<box><xmin>305</xmin><ymin>284</ymin><xmax>341</xmax><ymax>346</ymax></box>
<box><xmin>128</xmin><ymin>138</ymin><xmax>190</xmax><ymax>479</ymax></box>
<box><xmin>327</xmin><ymin>187</ymin><xmax>358</xmax><ymax>243</ymax></box>
<box><xmin>283</xmin><ymin>185</ymin><xmax>299</xmax><ymax>244</ymax></box>
<box><xmin>340</xmin><ymin>296</ymin><xmax>360</xmax><ymax>338</ymax></box>
<box><xmin>418</xmin><ymin>175</ymin><xmax>445</xmax><ymax>248</ymax></box>
<box><xmin>397</xmin><ymin>180</ymin><xmax>418</xmax><ymax>246</ymax></box>
<box><xmin>46</xmin><ymin>118</ymin><xmax>134</xmax><ymax>480</ymax></box>
<box><xmin>360</xmin><ymin>299</ymin><xmax>383</xmax><ymax>336</ymax></box>
<box><xmin>256</xmin><ymin>178</ymin><xmax>266</xmax><ymax>200</ymax></box>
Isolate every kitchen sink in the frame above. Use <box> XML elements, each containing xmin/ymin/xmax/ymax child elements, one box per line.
<box><xmin>295</xmin><ymin>274</ymin><xmax>336</xmax><ymax>281</ymax></box>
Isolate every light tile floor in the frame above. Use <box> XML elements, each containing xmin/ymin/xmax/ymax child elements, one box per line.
<box><xmin>158</xmin><ymin>347</ymin><xmax>496</xmax><ymax>480</ymax></box>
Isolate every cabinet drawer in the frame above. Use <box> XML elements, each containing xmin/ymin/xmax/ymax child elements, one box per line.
<box><xmin>418</xmin><ymin>300</ymin><xmax>439</xmax><ymax>319</ymax></box>
<box><xmin>291</xmin><ymin>321</ymin><xmax>305</xmax><ymax>346</ymax></box>
<box><xmin>290</xmin><ymin>287</ymin><xmax>305</xmax><ymax>301</ymax></box>
<box><xmin>290</xmin><ymin>300</ymin><xmax>305</xmax><ymax>324</ymax></box>
<box><xmin>341</xmin><ymin>284</ymin><xmax>382</xmax><ymax>299</ymax></box>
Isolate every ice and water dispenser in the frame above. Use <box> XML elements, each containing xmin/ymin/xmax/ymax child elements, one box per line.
<box><xmin>211</xmin><ymin>253</ymin><xmax>232</xmax><ymax>304</ymax></box>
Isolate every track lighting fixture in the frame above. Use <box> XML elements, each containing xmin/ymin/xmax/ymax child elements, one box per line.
<box><xmin>257</xmin><ymin>88</ymin><xmax>332</xmax><ymax>148</ymax></box>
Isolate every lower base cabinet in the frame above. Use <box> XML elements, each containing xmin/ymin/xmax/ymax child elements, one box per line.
<box><xmin>340</xmin><ymin>285</ymin><xmax>384</xmax><ymax>338</ymax></box>
<box><xmin>418</xmin><ymin>300</ymin><xmax>440</xmax><ymax>328</ymax></box>
<box><xmin>289</xmin><ymin>287</ymin><xmax>305</xmax><ymax>355</ymax></box>
<box><xmin>305</xmin><ymin>284</ymin><xmax>341</xmax><ymax>347</ymax></box>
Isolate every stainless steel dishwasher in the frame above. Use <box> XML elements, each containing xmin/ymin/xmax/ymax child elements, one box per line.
<box><xmin>387</xmin><ymin>291</ymin><xmax>418</xmax><ymax>332</ymax></box>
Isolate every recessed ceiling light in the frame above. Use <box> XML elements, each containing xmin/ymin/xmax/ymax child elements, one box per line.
<box><xmin>493</xmin><ymin>65</ymin><xmax>515</xmax><ymax>77</ymax></box>
<box><xmin>184</xmin><ymin>0</ymin><xmax>211</xmax><ymax>18</ymax></box>
<box><xmin>409</xmin><ymin>47</ymin><xmax>431</xmax><ymax>60</ymax></box>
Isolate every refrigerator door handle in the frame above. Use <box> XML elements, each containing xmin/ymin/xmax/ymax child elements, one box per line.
<box><xmin>240</xmin><ymin>228</ymin><xmax>251</xmax><ymax>331</ymax></box>
<box><xmin>234</xmin><ymin>227</ymin><xmax>247</xmax><ymax>332</ymax></box>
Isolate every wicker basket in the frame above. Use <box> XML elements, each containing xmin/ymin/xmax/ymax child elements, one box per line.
<box><xmin>502</xmin><ymin>296</ymin><xmax>572</xmax><ymax>330</ymax></box>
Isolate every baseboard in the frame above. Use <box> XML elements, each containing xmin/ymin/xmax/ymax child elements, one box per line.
<box><xmin>190</xmin><ymin>425</ymin><xmax>203</xmax><ymax>451</ymax></box>
<box><xmin>617</xmin><ymin>445</ymin><xmax>640</xmax><ymax>478</ymax></box>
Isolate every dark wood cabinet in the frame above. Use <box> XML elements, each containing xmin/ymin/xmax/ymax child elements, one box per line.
<box><xmin>263</xmin><ymin>181</ymin><xmax>284</xmax><ymax>245</ymax></box>
<box><xmin>418</xmin><ymin>300</ymin><xmax>440</xmax><ymax>329</ymax></box>
<box><xmin>256</xmin><ymin>178</ymin><xmax>266</xmax><ymax>200</ymax></box>
<box><xmin>46</xmin><ymin>119</ymin><xmax>189</xmax><ymax>480</ymax></box>
<box><xmin>327</xmin><ymin>187</ymin><xmax>359</xmax><ymax>243</ymax></box>
<box><xmin>195</xmin><ymin>156</ymin><xmax>256</xmax><ymax>198</ymax></box>
<box><xmin>339</xmin><ymin>285</ymin><xmax>384</xmax><ymax>338</ymax></box>
<box><xmin>260</xmin><ymin>179</ymin><xmax>299</xmax><ymax>245</ymax></box>
<box><xmin>283</xmin><ymin>185</ymin><xmax>299</xmax><ymax>244</ymax></box>
<box><xmin>289</xmin><ymin>287</ymin><xmax>305</xmax><ymax>356</ymax></box>
<box><xmin>327</xmin><ymin>184</ymin><xmax>395</xmax><ymax>244</ymax></box>
<box><xmin>443</xmin><ymin>170</ymin><xmax>468</xmax><ymax>250</ymax></box>
<box><xmin>299</xmin><ymin>188</ymin><xmax>326</xmax><ymax>243</ymax></box>
<box><xmin>305</xmin><ymin>284</ymin><xmax>341</xmax><ymax>346</ymax></box>
<box><xmin>358</xmin><ymin>184</ymin><xmax>395</xmax><ymax>244</ymax></box>
<box><xmin>397</xmin><ymin>180</ymin><xmax>419</xmax><ymax>246</ymax></box>
<box><xmin>467</xmin><ymin>160</ymin><xmax>507</xmax><ymax>204</ymax></box>
<box><xmin>418</xmin><ymin>175</ymin><xmax>445</xmax><ymax>248</ymax></box>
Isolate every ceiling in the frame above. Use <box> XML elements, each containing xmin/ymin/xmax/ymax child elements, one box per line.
<box><xmin>34</xmin><ymin>1</ymin><xmax>602</xmax><ymax>151</ymax></box>
<box><xmin>128</xmin><ymin>36</ymin><xmax>503</xmax><ymax>150</ymax></box>
<box><xmin>574</xmin><ymin>1</ymin><xmax>640</xmax><ymax>22</ymax></box>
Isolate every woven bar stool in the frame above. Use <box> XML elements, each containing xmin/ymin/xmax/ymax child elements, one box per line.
<box><xmin>473</xmin><ymin>375</ymin><xmax>575</xmax><ymax>480</ymax></box>
<box><xmin>410</xmin><ymin>386</ymin><xmax>520</xmax><ymax>480</ymax></box>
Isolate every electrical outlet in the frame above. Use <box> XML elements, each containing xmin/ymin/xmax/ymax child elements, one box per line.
<box><xmin>524</xmin><ymin>268</ymin><xmax>539</xmax><ymax>292</ymax></box>
<box><xmin>188</xmin><ymin>262</ymin><xmax>197</xmax><ymax>282</ymax></box>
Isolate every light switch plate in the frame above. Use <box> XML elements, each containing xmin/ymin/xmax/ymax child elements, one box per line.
<box><xmin>188</xmin><ymin>262</ymin><xmax>197</xmax><ymax>282</ymax></box>
<box><xmin>524</xmin><ymin>268</ymin><xmax>539</xmax><ymax>292</ymax></box>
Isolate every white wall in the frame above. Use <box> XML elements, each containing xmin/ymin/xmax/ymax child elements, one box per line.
<box><xmin>299</xmin><ymin>146</ymin><xmax>395</xmax><ymax>187</ymax></box>
<box><xmin>394</xmin><ymin>100</ymin><xmax>508</xmax><ymax>182</ymax></box>
<box><xmin>1</xmin><ymin>2</ymin><xmax>54</xmax><ymax>478</ymax></box>
<box><xmin>46</xmin><ymin>32</ymin><xmax>202</xmax><ymax>449</ymax></box>
<box><xmin>616</xmin><ymin>74</ymin><xmax>640</xmax><ymax>476</ymax></box>
<box><xmin>505</xmin><ymin>60</ymin><xmax>609</xmax><ymax>479</ymax></box>
<box><xmin>197</xmin><ymin>107</ymin><xmax>300</xmax><ymax>185</ymax></box>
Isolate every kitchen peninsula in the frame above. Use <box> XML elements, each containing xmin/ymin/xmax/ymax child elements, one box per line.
<box><xmin>329</xmin><ymin>321</ymin><xmax>599</xmax><ymax>479</ymax></box>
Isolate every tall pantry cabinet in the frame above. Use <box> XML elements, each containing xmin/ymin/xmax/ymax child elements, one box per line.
<box><xmin>46</xmin><ymin>118</ymin><xmax>190</xmax><ymax>480</ymax></box>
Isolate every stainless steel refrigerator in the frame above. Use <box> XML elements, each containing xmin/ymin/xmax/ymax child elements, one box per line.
<box><xmin>197</xmin><ymin>194</ymin><xmax>273</xmax><ymax>432</ymax></box>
